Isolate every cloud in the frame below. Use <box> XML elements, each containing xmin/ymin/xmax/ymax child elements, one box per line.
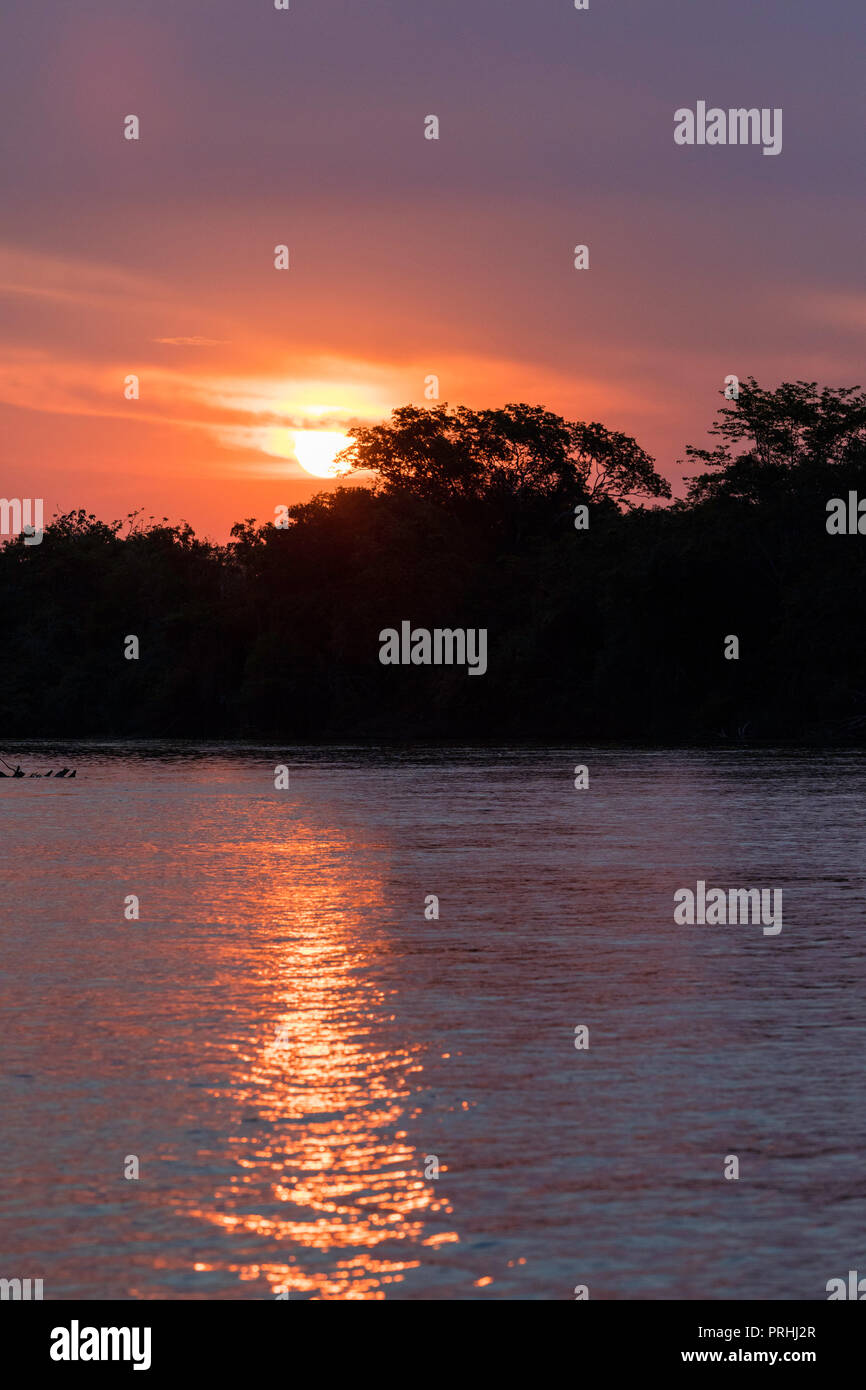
<box><xmin>796</xmin><ymin>291</ymin><xmax>866</xmax><ymax>334</ymax></box>
<box><xmin>0</xmin><ymin>244</ymin><xmax>164</xmax><ymax>311</ymax></box>
<box><xmin>152</xmin><ymin>337</ymin><xmax>229</xmax><ymax>347</ymax></box>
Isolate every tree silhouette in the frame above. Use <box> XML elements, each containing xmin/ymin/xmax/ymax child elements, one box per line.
<box><xmin>3</xmin><ymin>385</ymin><xmax>866</xmax><ymax>741</ymax></box>
<box><xmin>684</xmin><ymin>379</ymin><xmax>866</xmax><ymax>504</ymax></box>
<box><xmin>339</xmin><ymin>403</ymin><xmax>671</xmax><ymax>507</ymax></box>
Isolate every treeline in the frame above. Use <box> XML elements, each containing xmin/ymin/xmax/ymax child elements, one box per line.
<box><xmin>2</xmin><ymin>382</ymin><xmax>866</xmax><ymax>741</ymax></box>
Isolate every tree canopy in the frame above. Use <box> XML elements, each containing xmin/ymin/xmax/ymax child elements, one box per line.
<box><xmin>684</xmin><ymin>379</ymin><xmax>866</xmax><ymax>504</ymax></box>
<box><xmin>339</xmin><ymin>402</ymin><xmax>671</xmax><ymax>507</ymax></box>
<box><xmin>3</xmin><ymin>382</ymin><xmax>866</xmax><ymax>742</ymax></box>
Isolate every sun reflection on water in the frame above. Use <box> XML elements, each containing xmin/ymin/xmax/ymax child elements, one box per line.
<box><xmin>180</xmin><ymin>820</ymin><xmax>458</xmax><ymax>1299</ymax></box>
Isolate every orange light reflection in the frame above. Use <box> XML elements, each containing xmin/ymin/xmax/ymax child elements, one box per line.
<box><xmin>181</xmin><ymin>815</ymin><xmax>458</xmax><ymax>1298</ymax></box>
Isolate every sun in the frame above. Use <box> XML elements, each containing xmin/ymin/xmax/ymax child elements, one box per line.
<box><xmin>293</xmin><ymin>430</ymin><xmax>352</xmax><ymax>478</ymax></box>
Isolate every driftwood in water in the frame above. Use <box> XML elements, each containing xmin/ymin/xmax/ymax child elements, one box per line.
<box><xmin>0</xmin><ymin>766</ymin><xmax>77</xmax><ymax>778</ymax></box>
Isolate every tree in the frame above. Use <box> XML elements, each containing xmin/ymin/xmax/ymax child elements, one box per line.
<box><xmin>684</xmin><ymin>379</ymin><xmax>866</xmax><ymax>504</ymax></box>
<box><xmin>338</xmin><ymin>403</ymin><xmax>671</xmax><ymax>507</ymax></box>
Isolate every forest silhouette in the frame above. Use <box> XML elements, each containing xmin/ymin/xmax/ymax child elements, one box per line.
<box><xmin>3</xmin><ymin>378</ymin><xmax>866</xmax><ymax>742</ymax></box>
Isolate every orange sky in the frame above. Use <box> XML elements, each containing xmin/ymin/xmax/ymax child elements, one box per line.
<box><xmin>1</xmin><ymin>1</ymin><xmax>862</xmax><ymax>539</ymax></box>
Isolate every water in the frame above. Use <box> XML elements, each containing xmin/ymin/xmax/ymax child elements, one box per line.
<box><xmin>1</xmin><ymin>743</ymin><xmax>864</xmax><ymax>1300</ymax></box>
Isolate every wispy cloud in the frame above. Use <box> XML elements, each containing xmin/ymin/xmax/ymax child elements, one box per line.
<box><xmin>152</xmin><ymin>336</ymin><xmax>229</xmax><ymax>347</ymax></box>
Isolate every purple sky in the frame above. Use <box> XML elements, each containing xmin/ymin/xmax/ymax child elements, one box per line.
<box><xmin>1</xmin><ymin>0</ymin><xmax>862</xmax><ymax>536</ymax></box>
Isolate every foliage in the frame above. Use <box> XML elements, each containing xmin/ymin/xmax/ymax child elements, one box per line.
<box><xmin>2</xmin><ymin>386</ymin><xmax>864</xmax><ymax>741</ymax></box>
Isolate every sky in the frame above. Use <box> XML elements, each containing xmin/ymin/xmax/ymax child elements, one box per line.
<box><xmin>1</xmin><ymin>0</ymin><xmax>863</xmax><ymax>539</ymax></box>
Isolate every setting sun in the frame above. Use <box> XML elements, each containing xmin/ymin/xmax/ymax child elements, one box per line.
<box><xmin>293</xmin><ymin>430</ymin><xmax>353</xmax><ymax>479</ymax></box>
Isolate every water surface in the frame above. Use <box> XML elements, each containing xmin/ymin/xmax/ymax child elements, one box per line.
<box><xmin>1</xmin><ymin>744</ymin><xmax>863</xmax><ymax>1299</ymax></box>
